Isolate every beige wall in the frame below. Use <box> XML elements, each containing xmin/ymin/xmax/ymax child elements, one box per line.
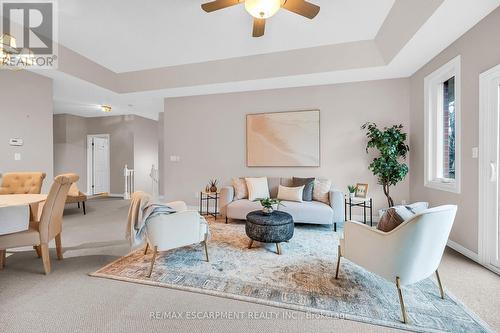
<box><xmin>163</xmin><ymin>79</ymin><xmax>410</xmax><ymax>211</ymax></box>
<box><xmin>409</xmin><ymin>7</ymin><xmax>500</xmax><ymax>254</ymax></box>
<box><xmin>54</xmin><ymin>114</ymin><xmax>158</xmax><ymax>195</ymax></box>
<box><xmin>0</xmin><ymin>71</ymin><xmax>53</xmax><ymax>192</ymax></box>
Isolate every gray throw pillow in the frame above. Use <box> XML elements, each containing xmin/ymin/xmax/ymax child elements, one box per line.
<box><xmin>292</xmin><ymin>177</ymin><xmax>315</xmax><ymax>201</ymax></box>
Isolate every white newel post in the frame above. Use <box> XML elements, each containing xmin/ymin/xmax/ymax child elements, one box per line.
<box><xmin>124</xmin><ymin>165</ymin><xmax>135</xmax><ymax>199</ymax></box>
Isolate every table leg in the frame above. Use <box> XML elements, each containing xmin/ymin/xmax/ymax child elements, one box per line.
<box><xmin>364</xmin><ymin>201</ymin><xmax>367</xmax><ymax>224</ymax></box>
<box><xmin>370</xmin><ymin>198</ymin><xmax>373</xmax><ymax>227</ymax></box>
<box><xmin>199</xmin><ymin>193</ymin><xmax>202</xmax><ymax>215</ymax></box>
<box><xmin>349</xmin><ymin>198</ymin><xmax>352</xmax><ymax>220</ymax></box>
<box><xmin>344</xmin><ymin>199</ymin><xmax>347</xmax><ymax>221</ymax></box>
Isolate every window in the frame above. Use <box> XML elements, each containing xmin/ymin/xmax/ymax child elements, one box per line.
<box><xmin>424</xmin><ymin>56</ymin><xmax>461</xmax><ymax>193</ymax></box>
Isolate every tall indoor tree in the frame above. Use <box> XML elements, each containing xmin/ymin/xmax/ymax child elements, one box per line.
<box><xmin>362</xmin><ymin>122</ymin><xmax>410</xmax><ymax>207</ymax></box>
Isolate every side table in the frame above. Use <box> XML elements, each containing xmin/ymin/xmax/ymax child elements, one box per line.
<box><xmin>199</xmin><ymin>191</ymin><xmax>219</xmax><ymax>219</ymax></box>
<box><xmin>345</xmin><ymin>196</ymin><xmax>373</xmax><ymax>226</ymax></box>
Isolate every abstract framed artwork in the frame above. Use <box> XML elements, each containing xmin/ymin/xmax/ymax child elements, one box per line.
<box><xmin>246</xmin><ymin>110</ymin><xmax>320</xmax><ymax>167</ymax></box>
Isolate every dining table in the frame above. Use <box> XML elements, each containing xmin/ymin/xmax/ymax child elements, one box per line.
<box><xmin>0</xmin><ymin>194</ymin><xmax>47</xmax><ymax>236</ymax></box>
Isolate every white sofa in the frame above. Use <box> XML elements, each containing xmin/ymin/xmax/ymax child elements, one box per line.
<box><xmin>220</xmin><ymin>177</ymin><xmax>344</xmax><ymax>230</ymax></box>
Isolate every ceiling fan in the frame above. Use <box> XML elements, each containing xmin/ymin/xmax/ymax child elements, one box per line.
<box><xmin>201</xmin><ymin>0</ymin><xmax>320</xmax><ymax>37</ymax></box>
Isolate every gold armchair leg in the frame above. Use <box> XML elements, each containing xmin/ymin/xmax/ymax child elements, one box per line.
<box><xmin>435</xmin><ymin>270</ymin><xmax>445</xmax><ymax>299</ymax></box>
<box><xmin>143</xmin><ymin>243</ymin><xmax>149</xmax><ymax>255</ymax></box>
<box><xmin>335</xmin><ymin>245</ymin><xmax>342</xmax><ymax>279</ymax></box>
<box><xmin>147</xmin><ymin>246</ymin><xmax>158</xmax><ymax>278</ymax></box>
<box><xmin>396</xmin><ymin>277</ymin><xmax>408</xmax><ymax>324</ymax></box>
<box><xmin>203</xmin><ymin>241</ymin><xmax>209</xmax><ymax>262</ymax></box>
<box><xmin>0</xmin><ymin>249</ymin><xmax>6</xmax><ymax>269</ymax></box>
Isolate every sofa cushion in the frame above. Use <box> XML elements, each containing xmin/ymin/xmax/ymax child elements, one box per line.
<box><xmin>227</xmin><ymin>199</ymin><xmax>333</xmax><ymax>224</ymax></box>
<box><xmin>277</xmin><ymin>185</ymin><xmax>304</xmax><ymax>202</ymax></box>
<box><xmin>245</xmin><ymin>177</ymin><xmax>270</xmax><ymax>201</ymax></box>
<box><xmin>231</xmin><ymin>178</ymin><xmax>248</xmax><ymax>200</ymax></box>
<box><xmin>292</xmin><ymin>177</ymin><xmax>315</xmax><ymax>201</ymax></box>
<box><xmin>313</xmin><ymin>179</ymin><xmax>331</xmax><ymax>204</ymax></box>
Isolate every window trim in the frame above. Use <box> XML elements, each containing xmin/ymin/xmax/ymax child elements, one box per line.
<box><xmin>424</xmin><ymin>55</ymin><xmax>461</xmax><ymax>193</ymax></box>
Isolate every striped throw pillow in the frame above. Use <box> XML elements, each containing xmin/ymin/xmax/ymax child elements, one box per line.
<box><xmin>313</xmin><ymin>179</ymin><xmax>332</xmax><ymax>204</ymax></box>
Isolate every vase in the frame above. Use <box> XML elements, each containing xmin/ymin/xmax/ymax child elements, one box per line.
<box><xmin>262</xmin><ymin>206</ymin><xmax>273</xmax><ymax>215</ymax></box>
<box><xmin>349</xmin><ymin>193</ymin><xmax>355</xmax><ymax>198</ymax></box>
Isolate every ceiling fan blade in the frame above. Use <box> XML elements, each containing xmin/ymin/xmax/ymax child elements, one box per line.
<box><xmin>252</xmin><ymin>18</ymin><xmax>266</xmax><ymax>37</ymax></box>
<box><xmin>201</xmin><ymin>0</ymin><xmax>240</xmax><ymax>12</ymax></box>
<box><xmin>282</xmin><ymin>0</ymin><xmax>320</xmax><ymax>19</ymax></box>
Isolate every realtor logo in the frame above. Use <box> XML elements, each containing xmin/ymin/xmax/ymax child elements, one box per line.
<box><xmin>1</xmin><ymin>0</ymin><xmax>58</xmax><ymax>69</ymax></box>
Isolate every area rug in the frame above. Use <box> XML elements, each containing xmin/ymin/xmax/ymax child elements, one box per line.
<box><xmin>91</xmin><ymin>222</ymin><xmax>491</xmax><ymax>333</ymax></box>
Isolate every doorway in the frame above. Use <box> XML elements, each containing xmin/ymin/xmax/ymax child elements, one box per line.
<box><xmin>87</xmin><ymin>134</ymin><xmax>110</xmax><ymax>195</ymax></box>
<box><xmin>479</xmin><ymin>64</ymin><xmax>500</xmax><ymax>274</ymax></box>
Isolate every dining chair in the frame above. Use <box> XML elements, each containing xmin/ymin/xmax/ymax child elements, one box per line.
<box><xmin>0</xmin><ymin>173</ymin><xmax>79</xmax><ymax>274</ymax></box>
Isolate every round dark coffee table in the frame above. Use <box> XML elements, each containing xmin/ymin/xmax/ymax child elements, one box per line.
<box><xmin>245</xmin><ymin>210</ymin><xmax>294</xmax><ymax>255</ymax></box>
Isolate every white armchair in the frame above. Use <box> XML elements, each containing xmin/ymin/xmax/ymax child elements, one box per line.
<box><xmin>336</xmin><ymin>205</ymin><xmax>457</xmax><ymax>324</ymax></box>
<box><xmin>141</xmin><ymin>200</ymin><xmax>209</xmax><ymax>278</ymax></box>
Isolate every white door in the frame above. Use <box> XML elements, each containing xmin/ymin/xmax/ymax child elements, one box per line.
<box><xmin>479</xmin><ymin>65</ymin><xmax>500</xmax><ymax>273</ymax></box>
<box><xmin>87</xmin><ymin>135</ymin><xmax>110</xmax><ymax>195</ymax></box>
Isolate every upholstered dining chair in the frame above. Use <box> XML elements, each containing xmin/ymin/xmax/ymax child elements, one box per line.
<box><xmin>336</xmin><ymin>205</ymin><xmax>457</xmax><ymax>324</ymax></box>
<box><xmin>0</xmin><ymin>172</ymin><xmax>46</xmax><ymax>194</ymax></box>
<box><xmin>0</xmin><ymin>173</ymin><xmax>79</xmax><ymax>274</ymax></box>
<box><xmin>128</xmin><ymin>192</ymin><xmax>210</xmax><ymax>278</ymax></box>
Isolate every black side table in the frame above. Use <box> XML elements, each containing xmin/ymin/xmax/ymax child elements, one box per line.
<box><xmin>199</xmin><ymin>191</ymin><xmax>219</xmax><ymax>219</ymax></box>
<box><xmin>345</xmin><ymin>196</ymin><xmax>373</xmax><ymax>226</ymax></box>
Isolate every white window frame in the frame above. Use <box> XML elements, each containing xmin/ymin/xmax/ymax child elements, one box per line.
<box><xmin>424</xmin><ymin>56</ymin><xmax>461</xmax><ymax>193</ymax></box>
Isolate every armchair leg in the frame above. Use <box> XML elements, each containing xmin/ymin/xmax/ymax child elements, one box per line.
<box><xmin>335</xmin><ymin>245</ymin><xmax>342</xmax><ymax>279</ymax></box>
<box><xmin>147</xmin><ymin>246</ymin><xmax>158</xmax><ymax>278</ymax></box>
<box><xmin>396</xmin><ymin>277</ymin><xmax>408</xmax><ymax>324</ymax></box>
<box><xmin>77</xmin><ymin>202</ymin><xmax>80</xmax><ymax>208</ymax></box>
<box><xmin>435</xmin><ymin>270</ymin><xmax>445</xmax><ymax>299</ymax></box>
<box><xmin>40</xmin><ymin>243</ymin><xmax>51</xmax><ymax>274</ymax></box>
<box><xmin>203</xmin><ymin>241</ymin><xmax>209</xmax><ymax>262</ymax></box>
<box><xmin>248</xmin><ymin>239</ymin><xmax>254</xmax><ymax>249</ymax></box>
<box><xmin>82</xmin><ymin>201</ymin><xmax>86</xmax><ymax>215</ymax></box>
<box><xmin>34</xmin><ymin>245</ymin><xmax>42</xmax><ymax>258</ymax></box>
<box><xmin>55</xmin><ymin>233</ymin><xmax>63</xmax><ymax>260</ymax></box>
<box><xmin>0</xmin><ymin>250</ymin><xmax>5</xmax><ymax>269</ymax></box>
<box><xmin>225</xmin><ymin>216</ymin><xmax>228</xmax><ymax>224</ymax></box>
<box><xmin>144</xmin><ymin>243</ymin><xmax>149</xmax><ymax>255</ymax></box>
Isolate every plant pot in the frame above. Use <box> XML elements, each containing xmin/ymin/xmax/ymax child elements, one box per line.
<box><xmin>262</xmin><ymin>206</ymin><xmax>274</xmax><ymax>215</ymax></box>
<box><xmin>210</xmin><ymin>186</ymin><xmax>218</xmax><ymax>193</ymax></box>
<box><xmin>349</xmin><ymin>193</ymin><xmax>355</xmax><ymax>199</ymax></box>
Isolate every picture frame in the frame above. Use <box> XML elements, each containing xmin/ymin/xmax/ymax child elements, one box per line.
<box><xmin>355</xmin><ymin>183</ymin><xmax>369</xmax><ymax>198</ymax></box>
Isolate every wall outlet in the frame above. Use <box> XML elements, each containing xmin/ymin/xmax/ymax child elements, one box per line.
<box><xmin>14</xmin><ymin>153</ymin><xmax>21</xmax><ymax>161</ymax></box>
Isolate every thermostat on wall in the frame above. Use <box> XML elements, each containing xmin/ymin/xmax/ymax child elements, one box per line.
<box><xmin>9</xmin><ymin>138</ymin><xmax>23</xmax><ymax>146</ymax></box>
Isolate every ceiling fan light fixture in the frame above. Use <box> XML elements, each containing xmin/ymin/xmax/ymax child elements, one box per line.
<box><xmin>245</xmin><ymin>0</ymin><xmax>282</xmax><ymax>19</ymax></box>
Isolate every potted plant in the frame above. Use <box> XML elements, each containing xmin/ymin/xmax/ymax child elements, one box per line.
<box><xmin>347</xmin><ymin>185</ymin><xmax>356</xmax><ymax>198</ymax></box>
<box><xmin>362</xmin><ymin>122</ymin><xmax>409</xmax><ymax>207</ymax></box>
<box><xmin>208</xmin><ymin>179</ymin><xmax>218</xmax><ymax>193</ymax></box>
<box><xmin>254</xmin><ymin>198</ymin><xmax>284</xmax><ymax>215</ymax></box>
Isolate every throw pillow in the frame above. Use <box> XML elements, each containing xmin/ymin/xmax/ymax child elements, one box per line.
<box><xmin>245</xmin><ymin>177</ymin><xmax>270</xmax><ymax>201</ymax></box>
<box><xmin>313</xmin><ymin>179</ymin><xmax>332</xmax><ymax>204</ymax></box>
<box><xmin>377</xmin><ymin>203</ymin><xmax>428</xmax><ymax>232</ymax></box>
<box><xmin>377</xmin><ymin>207</ymin><xmax>405</xmax><ymax>232</ymax></box>
<box><xmin>292</xmin><ymin>177</ymin><xmax>315</xmax><ymax>201</ymax></box>
<box><xmin>277</xmin><ymin>185</ymin><xmax>305</xmax><ymax>202</ymax></box>
<box><xmin>231</xmin><ymin>177</ymin><xmax>248</xmax><ymax>200</ymax></box>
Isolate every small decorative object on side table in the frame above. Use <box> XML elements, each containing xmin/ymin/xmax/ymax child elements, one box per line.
<box><xmin>345</xmin><ymin>195</ymin><xmax>373</xmax><ymax>226</ymax></box>
<box><xmin>199</xmin><ymin>191</ymin><xmax>219</xmax><ymax>219</ymax></box>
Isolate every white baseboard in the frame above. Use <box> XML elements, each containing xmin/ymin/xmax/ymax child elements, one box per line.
<box><xmin>446</xmin><ymin>240</ymin><xmax>479</xmax><ymax>262</ymax></box>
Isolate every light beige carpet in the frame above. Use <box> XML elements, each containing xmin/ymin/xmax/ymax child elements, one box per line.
<box><xmin>0</xmin><ymin>198</ymin><xmax>498</xmax><ymax>333</ymax></box>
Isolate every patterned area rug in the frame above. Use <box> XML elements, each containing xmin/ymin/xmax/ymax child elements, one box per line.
<box><xmin>91</xmin><ymin>222</ymin><xmax>491</xmax><ymax>333</ymax></box>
